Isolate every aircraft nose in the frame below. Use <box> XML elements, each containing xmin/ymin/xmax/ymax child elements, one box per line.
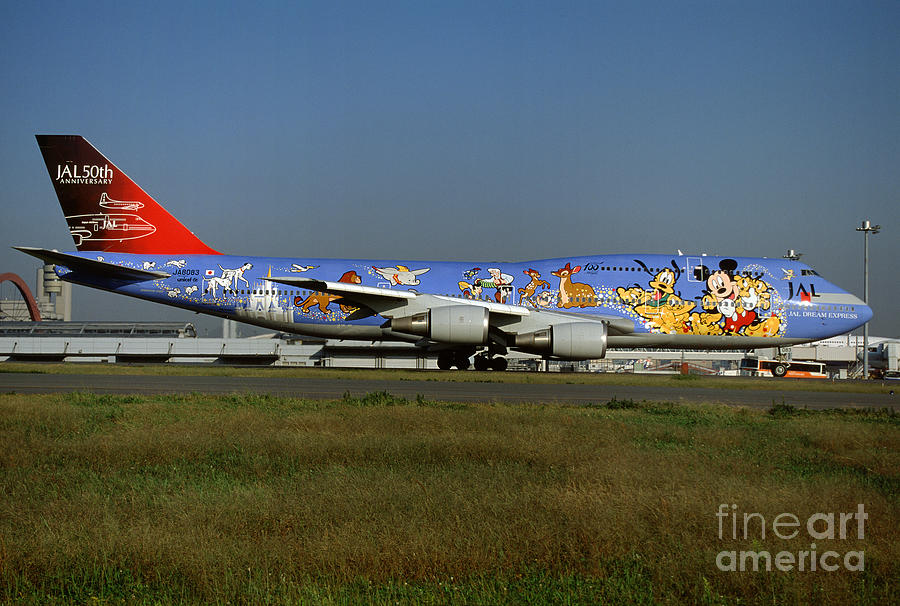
<box><xmin>860</xmin><ymin>303</ymin><xmax>874</xmax><ymax>325</ymax></box>
<box><xmin>849</xmin><ymin>295</ymin><xmax>873</xmax><ymax>327</ymax></box>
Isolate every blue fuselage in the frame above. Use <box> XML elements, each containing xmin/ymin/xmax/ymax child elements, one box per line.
<box><xmin>55</xmin><ymin>251</ymin><xmax>871</xmax><ymax>350</ymax></box>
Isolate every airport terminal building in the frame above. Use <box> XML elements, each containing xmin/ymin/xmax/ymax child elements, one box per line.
<box><xmin>1</xmin><ymin>319</ymin><xmax>895</xmax><ymax>379</ymax></box>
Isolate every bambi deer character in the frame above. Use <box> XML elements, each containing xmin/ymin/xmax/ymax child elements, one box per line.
<box><xmin>551</xmin><ymin>263</ymin><xmax>597</xmax><ymax>309</ymax></box>
<box><xmin>517</xmin><ymin>268</ymin><xmax>551</xmax><ymax>305</ymax></box>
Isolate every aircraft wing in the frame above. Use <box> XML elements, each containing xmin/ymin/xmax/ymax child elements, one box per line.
<box><xmin>13</xmin><ymin>247</ymin><xmax>171</xmax><ymax>281</ymax></box>
<box><xmin>524</xmin><ymin>308</ymin><xmax>634</xmax><ymax>336</ymax></box>
<box><xmin>270</xmin><ymin>276</ymin><xmax>416</xmax><ymax>306</ymax></box>
<box><xmin>270</xmin><ymin>275</ymin><xmax>634</xmax><ymax>334</ymax></box>
<box><xmin>269</xmin><ymin>276</ymin><xmax>416</xmax><ymax>321</ymax></box>
<box><xmin>271</xmin><ymin>275</ymin><xmax>531</xmax><ymax>316</ymax></box>
<box><xmin>430</xmin><ymin>295</ymin><xmax>635</xmax><ymax>334</ymax></box>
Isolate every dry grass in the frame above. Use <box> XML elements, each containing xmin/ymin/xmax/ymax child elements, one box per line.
<box><xmin>0</xmin><ymin>392</ymin><xmax>897</xmax><ymax>604</ymax></box>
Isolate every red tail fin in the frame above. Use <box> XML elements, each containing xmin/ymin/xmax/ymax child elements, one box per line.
<box><xmin>35</xmin><ymin>135</ymin><xmax>220</xmax><ymax>254</ymax></box>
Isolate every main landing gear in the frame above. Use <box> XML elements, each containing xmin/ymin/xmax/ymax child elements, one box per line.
<box><xmin>437</xmin><ymin>351</ymin><xmax>469</xmax><ymax>370</ymax></box>
<box><xmin>436</xmin><ymin>351</ymin><xmax>509</xmax><ymax>371</ymax></box>
<box><xmin>436</xmin><ymin>338</ymin><xmax>509</xmax><ymax>371</ymax></box>
<box><xmin>474</xmin><ymin>354</ymin><xmax>508</xmax><ymax>372</ymax></box>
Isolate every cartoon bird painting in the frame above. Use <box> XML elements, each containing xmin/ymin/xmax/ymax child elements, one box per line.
<box><xmin>291</xmin><ymin>264</ymin><xmax>318</xmax><ymax>273</ymax></box>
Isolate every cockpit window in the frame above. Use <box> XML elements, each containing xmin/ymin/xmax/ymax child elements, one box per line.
<box><xmin>801</xmin><ymin>269</ymin><xmax>819</xmax><ymax>276</ymax></box>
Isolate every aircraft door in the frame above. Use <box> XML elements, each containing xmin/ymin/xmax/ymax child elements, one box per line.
<box><xmin>687</xmin><ymin>257</ymin><xmax>704</xmax><ymax>283</ymax></box>
<box><xmin>653</xmin><ymin>289</ymin><xmax>664</xmax><ymax>317</ymax></box>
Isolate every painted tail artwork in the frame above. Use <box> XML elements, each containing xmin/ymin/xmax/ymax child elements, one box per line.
<box><xmin>35</xmin><ymin>135</ymin><xmax>219</xmax><ymax>254</ymax></box>
<box><xmin>65</xmin><ymin>192</ymin><xmax>156</xmax><ymax>247</ymax></box>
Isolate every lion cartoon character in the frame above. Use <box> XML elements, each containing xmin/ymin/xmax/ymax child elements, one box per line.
<box><xmin>298</xmin><ymin>270</ymin><xmax>362</xmax><ymax>315</ymax></box>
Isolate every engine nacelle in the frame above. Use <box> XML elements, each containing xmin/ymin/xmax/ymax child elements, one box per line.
<box><xmin>514</xmin><ymin>322</ymin><xmax>607</xmax><ymax>360</ymax></box>
<box><xmin>389</xmin><ymin>305</ymin><xmax>489</xmax><ymax>344</ymax></box>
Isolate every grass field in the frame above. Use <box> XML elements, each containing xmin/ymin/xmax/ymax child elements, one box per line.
<box><xmin>1</xmin><ymin>391</ymin><xmax>897</xmax><ymax>604</ymax></box>
<box><xmin>0</xmin><ymin>362</ymin><xmax>893</xmax><ymax>394</ymax></box>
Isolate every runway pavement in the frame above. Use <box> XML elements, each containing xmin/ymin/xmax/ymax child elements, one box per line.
<box><xmin>0</xmin><ymin>372</ymin><xmax>895</xmax><ymax>409</ymax></box>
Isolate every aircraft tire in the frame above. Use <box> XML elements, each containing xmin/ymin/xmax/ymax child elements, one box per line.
<box><xmin>437</xmin><ymin>353</ymin><xmax>454</xmax><ymax>370</ymax></box>
<box><xmin>772</xmin><ymin>363</ymin><xmax>788</xmax><ymax>378</ymax></box>
<box><xmin>455</xmin><ymin>355</ymin><xmax>471</xmax><ymax>371</ymax></box>
<box><xmin>474</xmin><ymin>355</ymin><xmax>491</xmax><ymax>371</ymax></box>
<box><xmin>491</xmin><ymin>357</ymin><xmax>508</xmax><ymax>372</ymax></box>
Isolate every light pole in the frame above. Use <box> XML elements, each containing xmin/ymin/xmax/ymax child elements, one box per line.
<box><xmin>856</xmin><ymin>220</ymin><xmax>879</xmax><ymax>379</ymax></box>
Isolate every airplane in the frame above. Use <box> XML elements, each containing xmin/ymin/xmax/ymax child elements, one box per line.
<box><xmin>16</xmin><ymin>135</ymin><xmax>873</xmax><ymax>373</ymax></box>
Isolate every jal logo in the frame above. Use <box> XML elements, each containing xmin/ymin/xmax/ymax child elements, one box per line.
<box><xmin>56</xmin><ymin>163</ymin><xmax>113</xmax><ymax>182</ymax></box>
<box><xmin>788</xmin><ymin>282</ymin><xmax>819</xmax><ymax>302</ymax></box>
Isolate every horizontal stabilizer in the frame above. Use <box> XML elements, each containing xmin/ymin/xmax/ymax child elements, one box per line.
<box><xmin>13</xmin><ymin>247</ymin><xmax>171</xmax><ymax>281</ymax></box>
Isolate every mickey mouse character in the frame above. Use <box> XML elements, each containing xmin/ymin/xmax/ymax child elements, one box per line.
<box><xmin>691</xmin><ymin>259</ymin><xmax>742</xmax><ymax>334</ymax></box>
<box><xmin>706</xmin><ymin>259</ymin><xmax>740</xmax><ymax>303</ymax></box>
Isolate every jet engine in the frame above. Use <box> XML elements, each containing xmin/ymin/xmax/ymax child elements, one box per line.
<box><xmin>389</xmin><ymin>305</ymin><xmax>489</xmax><ymax>344</ymax></box>
<box><xmin>514</xmin><ymin>322</ymin><xmax>607</xmax><ymax>359</ymax></box>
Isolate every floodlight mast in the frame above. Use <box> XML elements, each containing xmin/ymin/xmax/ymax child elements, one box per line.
<box><xmin>855</xmin><ymin>220</ymin><xmax>880</xmax><ymax>379</ymax></box>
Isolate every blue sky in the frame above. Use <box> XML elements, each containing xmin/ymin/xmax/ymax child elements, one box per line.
<box><xmin>1</xmin><ymin>1</ymin><xmax>897</xmax><ymax>336</ymax></box>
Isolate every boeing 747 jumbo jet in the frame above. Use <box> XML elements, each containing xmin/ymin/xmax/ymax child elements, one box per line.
<box><xmin>18</xmin><ymin>135</ymin><xmax>872</xmax><ymax>372</ymax></box>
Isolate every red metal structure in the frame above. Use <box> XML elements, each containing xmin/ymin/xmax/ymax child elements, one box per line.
<box><xmin>0</xmin><ymin>273</ymin><xmax>41</xmax><ymax>321</ymax></box>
